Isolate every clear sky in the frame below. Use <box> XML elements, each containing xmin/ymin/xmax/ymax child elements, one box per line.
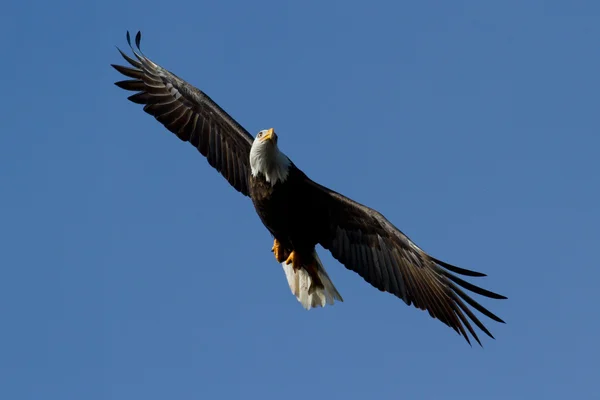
<box><xmin>1</xmin><ymin>0</ymin><xmax>599</xmax><ymax>399</ymax></box>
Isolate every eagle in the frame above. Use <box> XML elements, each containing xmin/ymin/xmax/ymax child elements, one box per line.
<box><xmin>111</xmin><ymin>31</ymin><xmax>506</xmax><ymax>346</ymax></box>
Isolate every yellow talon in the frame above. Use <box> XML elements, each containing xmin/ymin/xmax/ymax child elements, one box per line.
<box><xmin>285</xmin><ymin>251</ymin><xmax>295</xmax><ymax>266</ymax></box>
<box><xmin>284</xmin><ymin>251</ymin><xmax>304</xmax><ymax>272</ymax></box>
<box><xmin>272</xmin><ymin>239</ymin><xmax>288</xmax><ymax>263</ymax></box>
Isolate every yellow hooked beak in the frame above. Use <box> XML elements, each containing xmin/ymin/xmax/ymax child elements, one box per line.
<box><xmin>261</xmin><ymin>128</ymin><xmax>277</xmax><ymax>142</ymax></box>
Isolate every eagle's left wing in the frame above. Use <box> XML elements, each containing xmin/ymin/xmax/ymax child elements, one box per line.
<box><xmin>306</xmin><ymin>178</ymin><xmax>506</xmax><ymax>345</ymax></box>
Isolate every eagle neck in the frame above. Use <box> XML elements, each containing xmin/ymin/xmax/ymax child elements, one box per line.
<box><xmin>250</xmin><ymin>146</ymin><xmax>291</xmax><ymax>186</ymax></box>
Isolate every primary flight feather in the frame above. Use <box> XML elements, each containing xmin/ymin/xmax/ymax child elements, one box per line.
<box><xmin>112</xmin><ymin>31</ymin><xmax>506</xmax><ymax>346</ymax></box>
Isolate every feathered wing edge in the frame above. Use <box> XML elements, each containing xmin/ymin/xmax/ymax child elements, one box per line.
<box><xmin>111</xmin><ymin>31</ymin><xmax>255</xmax><ymax>196</ymax></box>
<box><xmin>308</xmin><ymin>179</ymin><xmax>506</xmax><ymax>346</ymax></box>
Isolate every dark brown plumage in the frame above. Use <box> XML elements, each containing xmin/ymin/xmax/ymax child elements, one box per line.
<box><xmin>112</xmin><ymin>31</ymin><xmax>506</xmax><ymax>346</ymax></box>
<box><xmin>112</xmin><ymin>31</ymin><xmax>254</xmax><ymax>195</ymax></box>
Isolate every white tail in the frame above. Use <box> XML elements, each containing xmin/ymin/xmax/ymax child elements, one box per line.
<box><xmin>280</xmin><ymin>250</ymin><xmax>343</xmax><ymax>310</ymax></box>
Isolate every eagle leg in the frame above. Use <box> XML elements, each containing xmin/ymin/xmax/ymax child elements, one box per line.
<box><xmin>271</xmin><ymin>238</ymin><xmax>289</xmax><ymax>263</ymax></box>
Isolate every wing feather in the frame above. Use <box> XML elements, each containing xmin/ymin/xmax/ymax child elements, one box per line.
<box><xmin>304</xmin><ymin>177</ymin><xmax>506</xmax><ymax>345</ymax></box>
<box><xmin>111</xmin><ymin>31</ymin><xmax>254</xmax><ymax>196</ymax></box>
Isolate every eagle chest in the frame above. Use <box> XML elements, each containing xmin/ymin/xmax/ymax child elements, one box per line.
<box><xmin>249</xmin><ymin>175</ymin><xmax>311</xmax><ymax>242</ymax></box>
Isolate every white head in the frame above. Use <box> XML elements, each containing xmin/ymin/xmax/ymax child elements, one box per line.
<box><xmin>249</xmin><ymin>128</ymin><xmax>291</xmax><ymax>186</ymax></box>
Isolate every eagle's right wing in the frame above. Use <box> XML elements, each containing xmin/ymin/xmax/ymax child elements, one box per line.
<box><xmin>112</xmin><ymin>31</ymin><xmax>254</xmax><ymax>196</ymax></box>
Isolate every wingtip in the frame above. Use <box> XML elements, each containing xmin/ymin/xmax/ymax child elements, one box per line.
<box><xmin>432</xmin><ymin>257</ymin><xmax>487</xmax><ymax>277</ymax></box>
<box><xmin>464</xmin><ymin>335</ymin><xmax>473</xmax><ymax>347</ymax></box>
<box><xmin>459</xmin><ymin>330</ymin><xmax>479</xmax><ymax>347</ymax></box>
<box><xmin>469</xmin><ymin>329</ymin><xmax>482</xmax><ymax>347</ymax></box>
<box><xmin>135</xmin><ymin>31</ymin><xmax>142</xmax><ymax>49</ymax></box>
<box><xmin>467</xmin><ymin>329</ymin><xmax>484</xmax><ymax>348</ymax></box>
<box><xmin>123</xmin><ymin>30</ymin><xmax>145</xmax><ymax>55</ymax></box>
<box><xmin>110</xmin><ymin>64</ymin><xmax>129</xmax><ymax>73</ymax></box>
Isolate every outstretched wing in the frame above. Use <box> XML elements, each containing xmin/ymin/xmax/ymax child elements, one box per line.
<box><xmin>111</xmin><ymin>31</ymin><xmax>254</xmax><ymax>196</ymax></box>
<box><xmin>307</xmin><ymin>179</ymin><xmax>506</xmax><ymax>345</ymax></box>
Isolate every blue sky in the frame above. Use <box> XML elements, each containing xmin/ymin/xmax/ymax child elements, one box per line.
<box><xmin>1</xmin><ymin>0</ymin><xmax>599</xmax><ymax>398</ymax></box>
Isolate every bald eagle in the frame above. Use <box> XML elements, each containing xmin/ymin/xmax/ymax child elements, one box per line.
<box><xmin>112</xmin><ymin>31</ymin><xmax>505</xmax><ymax>345</ymax></box>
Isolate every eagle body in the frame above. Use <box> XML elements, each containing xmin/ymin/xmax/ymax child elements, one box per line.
<box><xmin>250</xmin><ymin>167</ymin><xmax>321</xmax><ymax>255</ymax></box>
<box><xmin>248</xmin><ymin>138</ymin><xmax>343</xmax><ymax>306</ymax></box>
<box><xmin>112</xmin><ymin>31</ymin><xmax>507</xmax><ymax>346</ymax></box>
